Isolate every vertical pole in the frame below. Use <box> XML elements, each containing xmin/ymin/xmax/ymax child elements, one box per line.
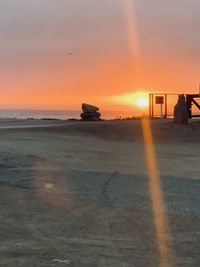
<box><xmin>164</xmin><ymin>94</ymin><xmax>167</xmax><ymax>118</ymax></box>
<box><xmin>149</xmin><ymin>94</ymin><xmax>152</xmax><ymax>118</ymax></box>
<box><xmin>199</xmin><ymin>83</ymin><xmax>200</xmax><ymax>96</ymax></box>
<box><xmin>161</xmin><ymin>104</ymin><xmax>163</xmax><ymax>117</ymax></box>
<box><xmin>152</xmin><ymin>94</ymin><xmax>154</xmax><ymax>118</ymax></box>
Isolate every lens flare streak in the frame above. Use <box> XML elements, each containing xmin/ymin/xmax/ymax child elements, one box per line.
<box><xmin>141</xmin><ymin>118</ymin><xmax>174</xmax><ymax>266</ymax></box>
<box><xmin>122</xmin><ymin>0</ymin><xmax>140</xmax><ymax>60</ymax></box>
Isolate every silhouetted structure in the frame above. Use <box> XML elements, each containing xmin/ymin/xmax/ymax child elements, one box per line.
<box><xmin>186</xmin><ymin>94</ymin><xmax>200</xmax><ymax>118</ymax></box>
<box><xmin>149</xmin><ymin>93</ymin><xmax>169</xmax><ymax>118</ymax></box>
<box><xmin>149</xmin><ymin>93</ymin><xmax>200</xmax><ymax>119</ymax></box>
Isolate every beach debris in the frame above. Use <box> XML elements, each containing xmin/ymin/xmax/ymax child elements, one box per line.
<box><xmin>174</xmin><ymin>94</ymin><xmax>188</xmax><ymax>124</ymax></box>
<box><xmin>52</xmin><ymin>258</ymin><xmax>71</xmax><ymax>264</ymax></box>
<box><xmin>81</xmin><ymin>103</ymin><xmax>101</xmax><ymax>121</ymax></box>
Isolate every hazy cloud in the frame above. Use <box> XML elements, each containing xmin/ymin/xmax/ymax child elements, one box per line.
<box><xmin>0</xmin><ymin>0</ymin><xmax>200</xmax><ymax>106</ymax></box>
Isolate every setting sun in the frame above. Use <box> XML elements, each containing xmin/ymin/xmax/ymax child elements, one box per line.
<box><xmin>109</xmin><ymin>92</ymin><xmax>149</xmax><ymax>112</ymax></box>
<box><xmin>136</xmin><ymin>97</ymin><xmax>149</xmax><ymax>108</ymax></box>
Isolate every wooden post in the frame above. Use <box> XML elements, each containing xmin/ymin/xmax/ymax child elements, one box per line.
<box><xmin>161</xmin><ymin>103</ymin><xmax>163</xmax><ymax>117</ymax></box>
<box><xmin>164</xmin><ymin>94</ymin><xmax>167</xmax><ymax>118</ymax></box>
<box><xmin>152</xmin><ymin>94</ymin><xmax>154</xmax><ymax>118</ymax></box>
<box><xmin>149</xmin><ymin>94</ymin><xmax>152</xmax><ymax>118</ymax></box>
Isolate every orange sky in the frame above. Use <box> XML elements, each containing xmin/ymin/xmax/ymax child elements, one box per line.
<box><xmin>0</xmin><ymin>0</ymin><xmax>200</xmax><ymax>110</ymax></box>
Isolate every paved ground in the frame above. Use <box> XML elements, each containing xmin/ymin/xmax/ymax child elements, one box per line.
<box><xmin>0</xmin><ymin>119</ymin><xmax>199</xmax><ymax>266</ymax></box>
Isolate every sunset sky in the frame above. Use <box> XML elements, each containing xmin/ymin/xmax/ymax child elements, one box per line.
<box><xmin>0</xmin><ymin>0</ymin><xmax>200</xmax><ymax>110</ymax></box>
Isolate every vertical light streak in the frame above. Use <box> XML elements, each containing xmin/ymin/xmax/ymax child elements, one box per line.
<box><xmin>121</xmin><ymin>1</ymin><xmax>174</xmax><ymax>263</ymax></box>
<box><xmin>121</xmin><ymin>0</ymin><xmax>142</xmax><ymax>83</ymax></box>
<box><xmin>142</xmin><ymin>118</ymin><xmax>174</xmax><ymax>266</ymax></box>
<box><xmin>122</xmin><ymin>0</ymin><xmax>140</xmax><ymax>60</ymax></box>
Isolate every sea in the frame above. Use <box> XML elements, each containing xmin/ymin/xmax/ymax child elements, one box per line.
<box><xmin>0</xmin><ymin>109</ymin><xmax>135</xmax><ymax>120</ymax></box>
<box><xmin>0</xmin><ymin>109</ymin><xmax>199</xmax><ymax>121</ymax></box>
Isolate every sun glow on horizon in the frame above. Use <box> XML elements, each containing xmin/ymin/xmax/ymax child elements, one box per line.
<box><xmin>136</xmin><ymin>97</ymin><xmax>148</xmax><ymax>108</ymax></box>
<box><xmin>109</xmin><ymin>92</ymin><xmax>149</xmax><ymax>109</ymax></box>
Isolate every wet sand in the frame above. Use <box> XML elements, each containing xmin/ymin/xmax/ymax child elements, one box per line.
<box><xmin>0</xmin><ymin>119</ymin><xmax>199</xmax><ymax>266</ymax></box>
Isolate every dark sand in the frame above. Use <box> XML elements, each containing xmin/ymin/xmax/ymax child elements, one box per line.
<box><xmin>0</xmin><ymin>119</ymin><xmax>199</xmax><ymax>266</ymax></box>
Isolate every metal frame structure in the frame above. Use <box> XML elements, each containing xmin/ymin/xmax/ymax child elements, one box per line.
<box><xmin>149</xmin><ymin>93</ymin><xmax>175</xmax><ymax>118</ymax></box>
<box><xmin>149</xmin><ymin>93</ymin><xmax>200</xmax><ymax>119</ymax></box>
<box><xmin>186</xmin><ymin>94</ymin><xmax>200</xmax><ymax>118</ymax></box>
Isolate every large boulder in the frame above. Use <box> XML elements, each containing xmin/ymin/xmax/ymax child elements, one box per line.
<box><xmin>82</xmin><ymin>103</ymin><xmax>99</xmax><ymax>113</ymax></box>
<box><xmin>174</xmin><ymin>95</ymin><xmax>188</xmax><ymax>124</ymax></box>
<box><xmin>81</xmin><ymin>103</ymin><xmax>101</xmax><ymax>121</ymax></box>
<box><xmin>81</xmin><ymin>112</ymin><xmax>101</xmax><ymax>121</ymax></box>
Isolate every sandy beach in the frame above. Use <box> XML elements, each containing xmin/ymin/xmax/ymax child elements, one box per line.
<box><xmin>0</xmin><ymin>118</ymin><xmax>200</xmax><ymax>266</ymax></box>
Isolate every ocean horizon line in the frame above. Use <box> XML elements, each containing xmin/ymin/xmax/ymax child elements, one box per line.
<box><xmin>0</xmin><ymin>109</ymin><xmax>138</xmax><ymax>120</ymax></box>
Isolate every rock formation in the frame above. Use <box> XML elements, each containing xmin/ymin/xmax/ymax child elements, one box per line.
<box><xmin>81</xmin><ymin>103</ymin><xmax>101</xmax><ymax>121</ymax></box>
<box><xmin>174</xmin><ymin>95</ymin><xmax>189</xmax><ymax>124</ymax></box>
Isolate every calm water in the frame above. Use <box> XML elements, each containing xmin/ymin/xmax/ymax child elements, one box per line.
<box><xmin>0</xmin><ymin>110</ymin><xmax>136</xmax><ymax>120</ymax></box>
